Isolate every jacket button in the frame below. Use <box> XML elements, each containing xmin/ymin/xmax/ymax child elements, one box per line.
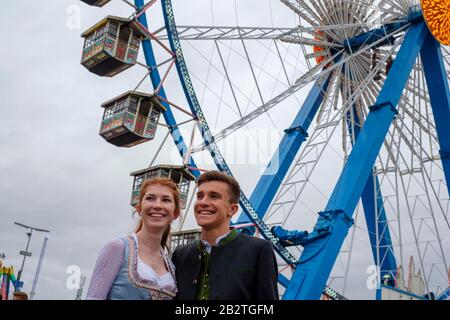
<box><xmin>193</xmin><ymin>279</ymin><xmax>197</xmax><ymax>285</ymax></box>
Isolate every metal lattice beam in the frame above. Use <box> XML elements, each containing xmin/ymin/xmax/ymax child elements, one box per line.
<box><xmin>154</xmin><ymin>25</ymin><xmax>296</xmax><ymax>40</ymax></box>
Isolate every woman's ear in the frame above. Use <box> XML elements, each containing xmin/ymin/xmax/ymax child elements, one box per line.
<box><xmin>173</xmin><ymin>208</ymin><xmax>181</xmax><ymax>220</ymax></box>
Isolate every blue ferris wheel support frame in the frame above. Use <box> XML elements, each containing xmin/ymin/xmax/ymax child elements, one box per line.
<box><xmin>345</xmin><ymin>101</ymin><xmax>397</xmax><ymax>299</ymax></box>
<box><xmin>284</xmin><ymin>21</ymin><xmax>450</xmax><ymax>299</ymax></box>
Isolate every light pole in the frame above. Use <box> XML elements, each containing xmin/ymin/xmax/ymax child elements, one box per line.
<box><xmin>14</xmin><ymin>222</ymin><xmax>50</xmax><ymax>291</ymax></box>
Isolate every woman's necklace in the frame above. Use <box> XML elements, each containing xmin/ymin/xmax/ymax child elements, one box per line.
<box><xmin>139</xmin><ymin>244</ymin><xmax>165</xmax><ymax>265</ymax></box>
<box><xmin>135</xmin><ymin>233</ymin><xmax>166</xmax><ymax>266</ymax></box>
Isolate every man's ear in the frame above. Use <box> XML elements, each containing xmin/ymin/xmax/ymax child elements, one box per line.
<box><xmin>228</xmin><ymin>203</ymin><xmax>239</xmax><ymax>217</ymax></box>
<box><xmin>135</xmin><ymin>204</ymin><xmax>142</xmax><ymax>216</ymax></box>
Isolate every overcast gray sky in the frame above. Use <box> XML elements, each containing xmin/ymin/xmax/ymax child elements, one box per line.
<box><xmin>1</xmin><ymin>0</ymin><xmax>448</xmax><ymax>300</ymax></box>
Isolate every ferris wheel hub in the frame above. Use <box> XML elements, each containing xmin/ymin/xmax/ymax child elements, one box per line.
<box><xmin>421</xmin><ymin>0</ymin><xmax>450</xmax><ymax>45</ymax></box>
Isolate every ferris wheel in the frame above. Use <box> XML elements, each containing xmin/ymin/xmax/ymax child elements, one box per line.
<box><xmin>79</xmin><ymin>0</ymin><xmax>450</xmax><ymax>299</ymax></box>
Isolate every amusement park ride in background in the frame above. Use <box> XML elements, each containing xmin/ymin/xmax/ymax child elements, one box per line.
<box><xmin>0</xmin><ymin>223</ymin><xmax>49</xmax><ymax>300</ymax></box>
<box><xmin>0</xmin><ymin>258</ymin><xmax>18</xmax><ymax>300</ymax></box>
<box><xmin>79</xmin><ymin>0</ymin><xmax>450</xmax><ymax>300</ymax></box>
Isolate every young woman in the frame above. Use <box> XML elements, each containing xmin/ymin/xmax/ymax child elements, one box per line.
<box><xmin>86</xmin><ymin>178</ymin><xmax>180</xmax><ymax>300</ymax></box>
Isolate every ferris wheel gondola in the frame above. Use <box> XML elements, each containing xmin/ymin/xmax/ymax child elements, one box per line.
<box><xmin>99</xmin><ymin>91</ymin><xmax>166</xmax><ymax>147</ymax></box>
<box><xmin>81</xmin><ymin>16</ymin><xmax>145</xmax><ymax>77</ymax></box>
<box><xmin>80</xmin><ymin>0</ymin><xmax>110</xmax><ymax>7</ymax></box>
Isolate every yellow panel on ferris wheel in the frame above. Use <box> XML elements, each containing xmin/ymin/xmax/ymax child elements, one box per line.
<box><xmin>421</xmin><ymin>0</ymin><xmax>450</xmax><ymax>45</ymax></box>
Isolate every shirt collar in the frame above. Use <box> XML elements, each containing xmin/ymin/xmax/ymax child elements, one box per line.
<box><xmin>200</xmin><ymin>229</ymin><xmax>233</xmax><ymax>253</ymax></box>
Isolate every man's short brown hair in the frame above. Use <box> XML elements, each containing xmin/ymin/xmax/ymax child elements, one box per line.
<box><xmin>197</xmin><ymin>171</ymin><xmax>241</xmax><ymax>204</ymax></box>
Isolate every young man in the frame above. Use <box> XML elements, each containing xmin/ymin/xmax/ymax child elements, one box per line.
<box><xmin>172</xmin><ymin>171</ymin><xmax>279</xmax><ymax>300</ymax></box>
